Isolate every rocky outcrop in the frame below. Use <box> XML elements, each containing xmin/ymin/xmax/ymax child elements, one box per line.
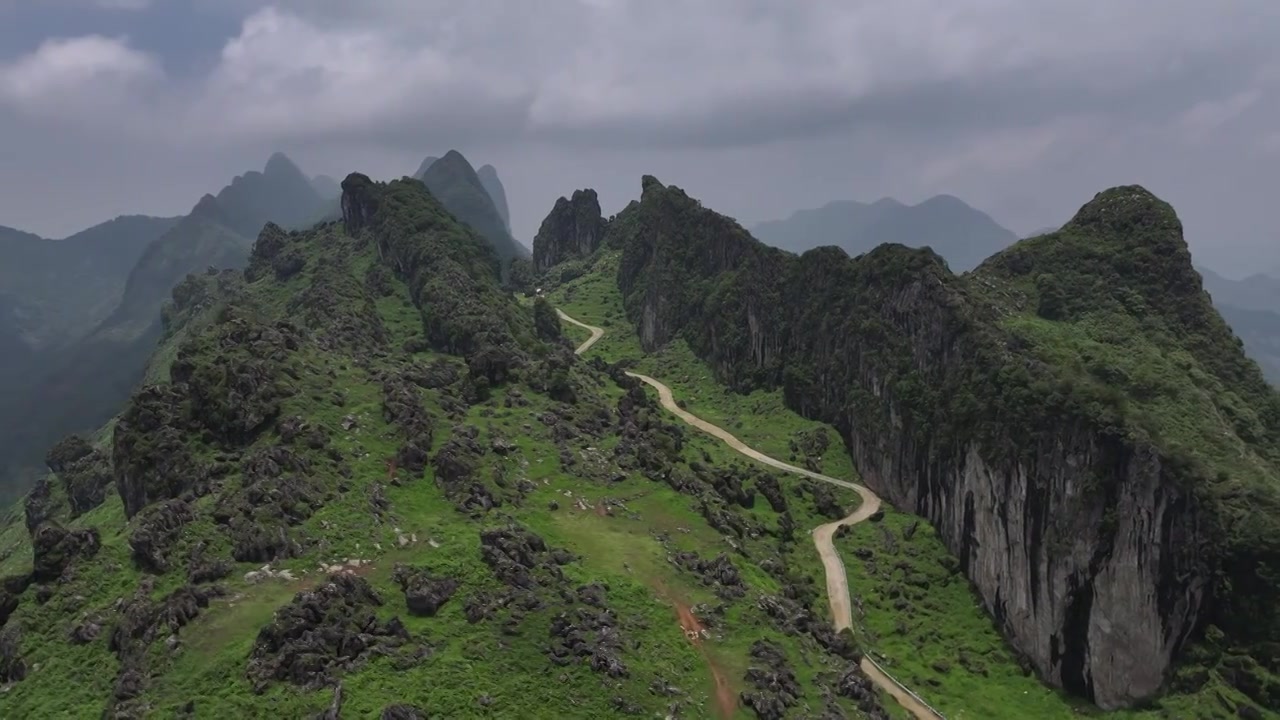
<box><xmin>532</xmin><ymin>190</ymin><xmax>606</xmax><ymax>273</ymax></box>
<box><xmin>0</xmin><ymin>626</ymin><xmax>26</xmax><ymax>683</ymax></box>
<box><xmin>340</xmin><ymin>174</ymin><xmax>532</xmax><ymax>383</ymax></box>
<box><xmin>392</xmin><ymin>564</ymin><xmax>459</xmax><ymax>617</ymax></box>
<box><xmin>340</xmin><ymin>173</ymin><xmax>379</xmax><ymax>235</ymax></box>
<box><xmin>32</xmin><ymin>524</ymin><xmax>100</xmax><ymax>582</ymax></box>
<box><xmin>46</xmin><ymin>438</ymin><xmax>112</xmax><ymax>517</ymax></box>
<box><xmin>607</xmin><ymin>176</ymin><xmax>1280</xmax><ymax>709</ymax></box>
<box><xmin>246</xmin><ymin>574</ymin><xmax>413</xmax><ymax>692</ymax></box>
<box><xmin>740</xmin><ymin>640</ymin><xmax>801</xmax><ymax>719</ymax></box>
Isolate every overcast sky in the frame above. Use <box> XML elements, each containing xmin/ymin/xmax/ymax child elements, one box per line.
<box><xmin>1</xmin><ymin>1</ymin><xmax>1278</xmax><ymax>277</ymax></box>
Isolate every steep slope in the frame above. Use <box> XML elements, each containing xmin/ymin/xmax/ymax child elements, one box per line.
<box><xmin>555</xmin><ymin>176</ymin><xmax>1278</xmax><ymax>713</ymax></box>
<box><xmin>417</xmin><ymin>151</ymin><xmax>530</xmax><ymax>267</ymax></box>
<box><xmin>751</xmin><ymin>195</ymin><xmax>1018</xmax><ymax>272</ymax></box>
<box><xmin>477</xmin><ymin>164</ymin><xmax>512</xmax><ymax>232</ymax></box>
<box><xmin>0</xmin><ymin>154</ymin><xmax>327</xmax><ymax>502</ymax></box>
<box><xmin>0</xmin><ymin>216</ymin><xmax>179</xmax><ymax>350</ymax></box>
<box><xmin>0</xmin><ymin>175</ymin><xmax>893</xmax><ymax>719</ymax></box>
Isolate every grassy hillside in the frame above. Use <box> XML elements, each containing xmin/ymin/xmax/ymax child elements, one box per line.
<box><xmin>0</xmin><ymin>176</ymin><xmax>896</xmax><ymax>719</ymax></box>
<box><xmin>537</xmin><ymin>181</ymin><xmax>1280</xmax><ymax>719</ymax></box>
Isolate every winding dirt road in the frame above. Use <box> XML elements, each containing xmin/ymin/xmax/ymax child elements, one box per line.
<box><xmin>559</xmin><ymin>309</ymin><xmax>941</xmax><ymax>719</ymax></box>
<box><xmin>558</xmin><ymin>309</ymin><xmax>605</xmax><ymax>354</ymax></box>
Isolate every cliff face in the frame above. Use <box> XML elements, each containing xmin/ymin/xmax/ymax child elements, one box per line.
<box><xmin>781</xmin><ymin>246</ymin><xmax>1212</xmax><ymax>707</ymax></box>
<box><xmin>532</xmin><ymin>189</ymin><xmax>607</xmax><ymax>273</ymax></box>
<box><xmin>605</xmin><ymin>177</ymin><xmax>1279</xmax><ymax>710</ymax></box>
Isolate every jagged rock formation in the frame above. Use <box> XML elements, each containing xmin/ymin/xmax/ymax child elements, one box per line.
<box><xmin>532</xmin><ymin>189</ymin><xmax>606</xmax><ymax>273</ymax></box>
<box><xmin>602</xmin><ymin>177</ymin><xmax>1280</xmax><ymax>710</ymax></box>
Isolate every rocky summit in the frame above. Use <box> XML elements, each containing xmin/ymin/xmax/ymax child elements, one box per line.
<box><xmin>0</xmin><ymin>167</ymin><xmax>1276</xmax><ymax>720</ymax></box>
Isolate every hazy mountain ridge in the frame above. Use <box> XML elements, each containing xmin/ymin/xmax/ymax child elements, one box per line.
<box><xmin>0</xmin><ymin>215</ymin><xmax>180</xmax><ymax>350</ymax></box>
<box><xmin>0</xmin><ymin>153</ymin><xmax>327</xmax><ymax>505</ymax></box>
<box><xmin>1197</xmin><ymin>267</ymin><xmax>1280</xmax><ymax>384</ymax></box>
<box><xmin>751</xmin><ymin>194</ymin><xmax>1018</xmax><ymax>272</ymax></box>
<box><xmin>417</xmin><ymin>150</ymin><xmax>530</xmax><ymax>267</ymax></box>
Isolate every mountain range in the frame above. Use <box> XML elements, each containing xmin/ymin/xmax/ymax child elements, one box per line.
<box><xmin>0</xmin><ymin>155</ymin><xmax>1276</xmax><ymax>718</ymax></box>
<box><xmin>750</xmin><ymin>194</ymin><xmax>1018</xmax><ymax>272</ymax></box>
<box><xmin>0</xmin><ymin>151</ymin><xmax>528</xmax><ymax>506</ymax></box>
<box><xmin>0</xmin><ymin>153</ymin><xmax>328</xmax><ymax>504</ymax></box>
<box><xmin>754</xmin><ymin>195</ymin><xmax>1280</xmax><ymax>386</ymax></box>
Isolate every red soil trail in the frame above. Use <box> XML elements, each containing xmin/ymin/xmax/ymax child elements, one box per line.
<box><xmin>653</xmin><ymin>580</ymin><xmax>736</xmax><ymax>719</ymax></box>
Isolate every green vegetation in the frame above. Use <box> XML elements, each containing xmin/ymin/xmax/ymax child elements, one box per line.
<box><xmin>975</xmin><ymin>189</ymin><xmax>1280</xmax><ymax>645</ymax></box>
<box><xmin>0</xmin><ymin>153</ymin><xmax>329</xmax><ymax>506</ymax></box>
<box><xmin>0</xmin><ymin>175</ymin><xmax>891</xmax><ymax>719</ymax></box>
<box><xmin>579</xmin><ymin>177</ymin><xmax>1279</xmax><ymax>717</ymax></box>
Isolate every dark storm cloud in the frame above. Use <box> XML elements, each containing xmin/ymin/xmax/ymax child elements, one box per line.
<box><xmin>0</xmin><ymin>0</ymin><xmax>1277</xmax><ymax>275</ymax></box>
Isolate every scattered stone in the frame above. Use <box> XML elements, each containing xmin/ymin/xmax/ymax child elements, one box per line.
<box><xmin>69</xmin><ymin>617</ymin><xmax>103</xmax><ymax>645</ymax></box>
<box><xmin>392</xmin><ymin>564</ymin><xmax>460</xmax><ymax>617</ymax></box>
<box><xmin>46</xmin><ymin>437</ymin><xmax>113</xmax><ymax>517</ymax></box>
<box><xmin>381</xmin><ymin>372</ymin><xmax>436</xmax><ymax>475</ymax></box>
<box><xmin>836</xmin><ymin>666</ymin><xmax>892</xmax><ymax>719</ymax></box>
<box><xmin>671</xmin><ymin>551</ymin><xmax>746</xmax><ymax>600</ymax></box>
<box><xmin>246</xmin><ymin>574</ymin><xmax>413</xmax><ymax>692</ymax></box>
<box><xmin>479</xmin><ymin>526</ymin><xmax>572</xmax><ymax>589</ymax></box>
<box><xmin>740</xmin><ymin>640</ymin><xmax>801</xmax><ymax>720</ymax></box>
<box><xmin>129</xmin><ymin>499</ymin><xmax>195</xmax><ymax>573</ymax></box>
<box><xmin>31</xmin><ymin>524</ymin><xmax>100</xmax><ymax>582</ymax></box>
<box><xmin>547</xmin><ymin>606</ymin><xmax>628</xmax><ymax>678</ymax></box>
<box><xmin>0</xmin><ymin>626</ymin><xmax>26</xmax><ymax>683</ymax></box>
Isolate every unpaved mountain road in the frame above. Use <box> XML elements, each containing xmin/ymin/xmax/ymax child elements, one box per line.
<box><xmin>559</xmin><ymin>309</ymin><xmax>942</xmax><ymax>719</ymax></box>
<box><xmin>557</xmin><ymin>309</ymin><xmax>604</xmax><ymax>353</ymax></box>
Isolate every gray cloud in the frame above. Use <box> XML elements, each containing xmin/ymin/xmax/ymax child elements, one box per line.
<box><xmin>0</xmin><ymin>0</ymin><xmax>1277</xmax><ymax>275</ymax></box>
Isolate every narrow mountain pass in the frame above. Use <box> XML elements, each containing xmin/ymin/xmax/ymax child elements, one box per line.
<box><xmin>558</xmin><ymin>309</ymin><xmax>943</xmax><ymax>720</ymax></box>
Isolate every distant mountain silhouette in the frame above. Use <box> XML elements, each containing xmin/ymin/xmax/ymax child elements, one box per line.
<box><xmin>0</xmin><ymin>216</ymin><xmax>179</xmax><ymax>350</ymax></box>
<box><xmin>0</xmin><ymin>152</ymin><xmax>327</xmax><ymax>501</ymax></box>
<box><xmin>1198</xmin><ymin>266</ymin><xmax>1280</xmax><ymax>384</ymax></box>
<box><xmin>310</xmin><ymin>174</ymin><xmax>342</xmax><ymax>200</ymax></box>
<box><xmin>751</xmin><ymin>195</ymin><xmax>1018</xmax><ymax>272</ymax></box>
<box><xmin>413</xmin><ymin>155</ymin><xmax>440</xmax><ymax>180</ymax></box>
<box><xmin>1200</xmin><ymin>267</ymin><xmax>1280</xmax><ymax>312</ymax></box>
<box><xmin>477</xmin><ymin>164</ymin><xmax>512</xmax><ymax>232</ymax></box>
<box><xmin>417</xmin><ymin>151</ymin><xmax>529</xmax><ymax>268</ymax></box>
